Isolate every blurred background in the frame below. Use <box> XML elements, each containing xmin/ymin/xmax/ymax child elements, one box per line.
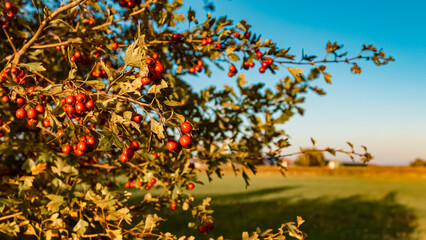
<box><xmin>152</xmin><ymin>1</ymin><xmax>426</xmax><ymax>239</ymax></box>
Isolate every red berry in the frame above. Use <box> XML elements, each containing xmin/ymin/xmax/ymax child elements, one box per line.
<box><xmin>228</xmin><ymin>71</ymin><xmax>234</xmax><ymax>77</ymax></box>
<box><xmin>152</xmin><ymin>53</ymin><xmax>158</xmax><ymax>59</ymax></box>
<box><xmin>179</xmin><ymin>135</ymin><xmax>192</xmax><ymax>149</ymax></box>
<box><xmin>10</xmin><ymin>67</ymin><xmax>17</xmax><ymax>75</ymax></box>
<box><xmin>216</xmin><ymin>43</ymin><xmax>222</xmax><ymax>49</ymax></box>
<box><xmin>27</xmin><ymin>87</ymin><xmax>35</xmax><ymax>93</ymax></box>
<box><xmin>120</xmin><ymin>154</ymin><xmax>128</xmax><ymax>163</ymax></box>
<box><xmin>201</xmin><ymin>38</ymin><xmax>207</xmax><ymax>46</ymax></box>
<box><xmin>234</xmin><ymin>32</ymin><xmax>240</xmax><ymax>38</ymax></box>
<box><xmin>43</xmin><ymin>118</ymin><xmax>50</xmax><ymax>127</ymax></box>
<box><xmin>261</xmin><ymin>61</ymin><xmax>269</xmax><ymax>68</ymax></box>
<box><xmin>35</xmin><ymin>105</ymin><xmax>44</xmax><ymax>113</ymax></box>
<box><xmin>167</xmin><ymin>140</ymin><xmax>178</xmax><ymax>152</ymax></box>
<box><xmin>2</xmin><ymin>96</ymin><xmax>9</xmax><ymax>103</ymax></box>
<box><xmin>5</xmin><ymin>2</ymin><xmax>12</xmax><ymax>10</ymax></box>
<box><xmin>6</xmin><ymin>11</ymin><xmax>13</xmax><ymax>18</ymax></box>
<box><xmin>57</xmin><ymin>130</ymin><xmax>64</xmax><ymax>137</ymax></box>
<box><xmin>65</xmin><ymin>95</ymin><xmax>76</xmax><ymax>105</ymax></box>
<box><xmin>27</xmin><ymin>109</ymin><xmax>37</xmax><ymax>119</ymax></box>
<box><xmin>155</xmin><ymin>62</ymin><xmax>164</xmax><ymax>73</ymax></box>
<box><xmin>187</xmin><ymin>183</ymin><xmax>194</xmax><ymax>190</ymax></box>
<box><xmin>16</xmin><ymin>98</ymin><xmax>25</xmax><ymax>105</ymax></box>
<box><xmin>123</xmin><ymin>148</ymin><xmax>134</xmax><ymax>159</ymax></box>
<box><xmin>171</xmin><ymin>202</ymin><xmax>177</xmax><ymax>210</ymax></box>
<box><xmin>112</xmin><ymin>42</ymin><xmax>118</xmax><ymax>50</ymax></box>
<box><xmin>77</xmin><ymin>142</ymin><xmax>86</xmax><ymax>151</ymax></box>
<box><xmin>197</xmin><ymin>60</ymin><xmax>204</xmax><ymax>67</ymax></box>
<box><xmin>0</xmin><ymin>71</ymin><xmax>7</xmax><ymax>79</ymax></box>
<box><xmin>150</xmin><ymin>178</ymin><xmax>156</xmax><ymax>184</ymax></box>
<box><xmin>194</xmin><ymin>66</ymin><xmax>201</xmax><ymax>72</ymax></box>
<box><xmin>75</xmin><ymin>103</ymin><xmax>86</xmax><ymax>113</ymax></box>
<box><xmin>181</xmin><ymin>122</ymin><xmax>192</xmax><ymax>133</ymax></box>
<box><xmin>206</xmin><ymin>37</ymin><xmax>213</xmax><ymax>44</ymax></box>
<box><xmin>256</xmin><ymin>51</ymin><xmax>263</xmax><ymax>58</ymax></box>
<box><xmin>146</xmin><ymin>58</ymin><xmax>153</xmax><ymax>65</ymax></box>
<box><xmin>27</xmin><ymin>118</ymin><xmax>37</xmax><ymax>127</ymax></box>
<box><xmin>132</xmin><ymin>114</ymin><xmax>143</xmax><ymax>123</ymax></box>
<box><xmin>66</xmin><ymin>105</ymin><xmax>75</xmax><ymax>114</ymax></box>
<box><xmin>62</xmin><ymin>145</ymin><xmax>71</xmax><ymax>154</ymax></box>
<box><xmin>244</xmin><ymin>32</ymin><xmax>251</xmax><ymax>38</ymax></box>
<box><xmin>267</xmin><ymin>58</ymin><xmax>274</xmax><ymax>64</ymax></box>
<box><xmin>130</xmin><ymin>141</ymin><xmax>139</xmax><ymax>150</ymax></box>
<box><xmin>189</xmin><ymin>67</ymin><xmax>195</xmax><ymax>74</ymax></box>
<box><xmin>76</xmin><ymin>93</ymin><xmax>87</xmax><ymax>103</ymax></box>
<box><xmin>125</xmin><ymin>182</ymin><xmax>131</xmax><ymax>188</ymax></box>
<box><xmin>141</xmin><ymin>77</ymin><xmax>151</xmax><ymax>85</ymax></box>
<box><xmin>16</xmin><ymin>109</ymin><xmax>26</xmax><ymax>119</ymax></box>
<box><xmin>86</xmin><ymin>136</ymin><xmax>96</xmax><ymax>145</ymax></box>
<box><xmin>259</xmin><ymin>67</ymin><xmax>265</xmax><ymax>73</ymax></box>
<box><xmin>74</xmin><ymin>51</ymin><xmax>81</xmax><ymax>58</ymax></box>
<box><xmin>229</xmin><ymin>65</ymin><xmax>236</xmax><ymax>72</ymax></box>
<box><xmin>85</xmin><ymin>99</ymin><xmax>95</xmax><ymax>110</ymax></box>
<box><xmin>249</xmin><ymin>62</ymin><xmax>255</xmax><ymax>68</ymax></box>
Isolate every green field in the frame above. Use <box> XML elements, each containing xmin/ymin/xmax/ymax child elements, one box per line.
<box><xmin>157</xmin><ymin>173</ymin><xmax>426</xmax><ymax>240</ymax></box>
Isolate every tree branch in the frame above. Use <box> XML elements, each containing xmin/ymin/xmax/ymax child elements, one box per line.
<box><xmin>11</xmin><ymin>0</ymin><xmax>85</xmax><ymax>65</ymax></box>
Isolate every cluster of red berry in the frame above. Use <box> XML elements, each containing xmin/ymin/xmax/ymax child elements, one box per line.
<box><xmin>259</xmin><ymin>56</ymin><xmax>274</xmax><ymax>73</ymax></box>
<box><xmin>0</xmin><ymin>67</ymin><xmax>27</xmax><ymax>84</ymax></box>
<box><xmin>125</xmin><ymin>177</ymin><xmax>156</xmax><ymax>190</ymax></box>
<box><xmin>228</xmin><ymin>64</ymin><xmax>238</xmax><ymax>77</ymax></box>
<box><xmin>62</xmin><ymin>135</ymin><xmax>96</xmax><ymax>156</ymax></box>
<box><xmin>120</xmin><ymin>140</ymin><xmax>139</xmax><ymax>163</ymax></box>
<box><xmin>189</xmin><ymin>60</ymin><xmax>203</xmax><ymax>74</ymax></box>
<box><xmin>166</xmin><ymin>122</ymin><xmax>193</xmax><ymax>153</ymax></box>
<box><xmin>198</xmin><ymin>222</ymin><xmax>214</xmax><ymax>234</ymax></box>
<box><xmin>14</xmin><ymin>94</ymin><xmax>49</xmax><ymax>127</ymax></box>
<box><xmin>171</xmin><ymin>33</ymin><xmax>184</xmax><ymax>44</ymax></box>
<box><xmin>117</xmin><ymin>0</ymin><xmax>141</xmax><ymax>9</ymax></box>
<box><xmin>0</xmin><ymin>2</ymin><xmax>18</xmax><ymax>28</ymax></box>
<box><xmin>60</xmin><ymin>93</ymin><xmax>95</xmax><ymax>119</ymax></box>
<box><xmin>233</xmin><ymin>31</ymin><xmax>251</xmax><ymax>39</ymax></box>
<box><xmin>141</xmin><ymin>54</ymin><xmax>164</xmax><ymax>85</ymax></box>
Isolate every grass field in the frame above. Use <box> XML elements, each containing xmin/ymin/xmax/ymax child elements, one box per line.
<box><xmin>155</xmin><ymin>167</ymin><xmax>426</xmax><ymax>240</ymax></box>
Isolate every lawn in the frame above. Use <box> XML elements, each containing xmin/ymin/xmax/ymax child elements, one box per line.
<box><xmin>155</xmin><ymin>169</ymin><xmax>426</xmax><ymax>240</ymax></box>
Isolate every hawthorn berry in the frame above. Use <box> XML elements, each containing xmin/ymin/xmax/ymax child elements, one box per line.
<box><xmin>179</xmin><ymin>135</ymin><xmax>192</xmax><ymax>149</ymax></box>
<box><xmin>15</xmin><ymin>109</ymin><xmax>27</xmax><ymax>119</ymax></box>
<box><xmin>259</xmin><ymin>67</ymin><xmax>265</xmax><ymax>73</ymax></box>
<box><xmin>5</xmin><ymin>2</ymin><xmax>12</xmax><ymax>10</ymax></box>
<box><xmin>26</xmin><ymin>109</ymin><xmax>37</xmax><ymax>119</ymax></box>
<box><xmin>132</xmin><ymin>114</ymin><xmax>143</xmax><ymax>123</ymax></box>
<box><xmin>65</xmin><ymin>95</ymin><xmax>76</xmax><ymax>105</ymax></box>
<box><xmin>155</xmin><ymin>62</ymin><xmax>164</xmax><ymax>73</ymax></box>
<box><xmin>167</xmin><ymin>140</ymin><xmax>179</xmax><ymax>152</ymax></box>
<box><xmin>234</xmin><ymin>32</ymin><xmax>240</xmax><ymax>38</ymax></box>
<box><xmin>130</xmin><ymin>141</ymin><xmax>139</xmax><ymax>150</ymax></box>
<box><xmin>123</xmin><ymin>148</ymin><xmax>134</xmax><ymax>159</ymax></box>
<box><xmin>197</xmin><ymin>60</ymin><xmax>204</xmax><ymax>67</ymax></box>
<box><xmin>76</xmin><ymin>93</ymin><xmax>87</xmax><ymax>103</ymax></box>
<box><xmin>244</xmin><ymin>32</ymin><xmax>251</xmax><ymax>38</ymax></box>
<box><xmin>62</xmin><ymin>145</ymin><xmax>71</xmax><ymax>154</ymax></box>
<box><xmin>256</xmin><ymin>51</ymin><xmax>263</xmax><ymax>58</ymax></box>
<box><xmin>16</xmin><ymin>98</ymin><xmax>25</xmax><ymax>105</ymax></box>
<box><xmin>141</xmin><ymin>77</ymin><xmax>151</xmax><ymax>85</ymax></box>
<box><xmin>35</xmin><ymin>105</ymin><xmax>44</xmax><ymax>113</ymax></box>
<box><xmin>187</xmin><ymin>183</ymin><xmax>195</xmax><ymax>190</ymax></box>
<box><xmin>86</xmin><ymin>136</ymin><xmax>96</xmax><ymax>145</ymax></box>
<box><xmin>189</xmin><ymin>67</ymin><xmax>195</xmax><ymax>74</ymax></box>
<box><xmin>181</xmin><ymin>122</ymin><xmax>192</xmax><ymax>133</ymax></box>
<box><xmin>171</xmin><ymin>202</ymin><xmax>177</xmax><ymax>210</ymax></box>
<box><xmin>77</xmin><ymin>142</ymin><xmax>87</xmax><ymax>151</ymax></box>
<box><xmin>10</xmin><ymin>67</ymin><xmax>17</xmax><ymax>75</ymax></box>
<box><xmin>43</xmin><ymin>118</ymin><xmax>50</xmax><ymax>128</ymax></box>
<box><xmin>267</xmin><ymin>58</ymin><xmax>274</xmax><ymax>64</ymax></box>
<box><xmin>120</xmin><ymin>154</ymin><xmax>128</xmax><ymax>163</ymax></box>
<box><xmin>112</xmin><ymin>42</ymin><xmax>118</xmax><ymax>50</ymax></box>
<box><xmin>85</xmin><ymin>99</ymin><xmax>95</xmax><ymax>110</ymax></box>
<box><xmin>229</xmin><ymin>65</ymin><xmax>236</xmax><ymax>72</ymax></box>
<box><xmin>57</xmin><ymin>130</ymin><xmax>64</xmax><ymax>137</ymax></box>
<box><xmin>201</xmin><ymin>38</ymin><xmax>207</xmax><ymax>46</ymax></box>
<box><xmin>2</xmin><ymin>96</ymin><xmax>9</xmax><ymax>103</ymax></box>
<box><xmin>75</xmin><ymin>103</ymin><xmax>86</xmax><ymax>113</ymax></box>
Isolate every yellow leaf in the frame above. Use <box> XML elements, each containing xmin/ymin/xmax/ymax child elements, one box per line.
<box><xmin>287</xmin><ymin>67</ymin><xmax>304</xmax><ymax>76</ymax></box>
<box><xmin>297</xmin><ymin>216</ymin><xmax>305</xmax><ymax>227</ymax></box>
<box><xmin>31</xmin><ymin>163</ymin><xmax>47</xmax><ymax>175</ymax></box>
<box><xmin>24</xmin><ymin>224</ymin><xmax>37</xmax><ymax>236</ymax></box>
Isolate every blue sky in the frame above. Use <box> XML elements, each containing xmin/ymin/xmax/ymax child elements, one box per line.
<box><xmin>182</xmin><ymin>0</ymin><xmax>426</xmax><ymax>165</ymax></box>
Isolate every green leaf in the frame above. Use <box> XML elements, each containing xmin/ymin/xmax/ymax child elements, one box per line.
<box><xmin>21</xmin><ymin>62</ymin><xmax>46</xmax><ymax>73</ymax></box>
<box><xmin>86</xmin><ymin>80</ymin><xmax>106</xmax><ymax>90</ymax></box>
<box><xmin>228</xmin><ymin>53</ymin><xmax>240</xmax><ymax>62</ymax></box>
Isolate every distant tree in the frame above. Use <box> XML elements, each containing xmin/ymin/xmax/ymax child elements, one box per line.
<box><xmin>410</xmin><ymin>158</ymin><xmax>426</xmax><ymax>167</ymax></box>
<box><xmin>295</xmin><ymin>148</ymin><xmax>326</xmax><ymax>166</ymax></box>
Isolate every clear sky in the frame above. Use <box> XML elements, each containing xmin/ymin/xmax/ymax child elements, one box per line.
<box><xmin>181</xmin><ymin>0</ymin><xmax>426</xmax><ymax>165</ymax></box>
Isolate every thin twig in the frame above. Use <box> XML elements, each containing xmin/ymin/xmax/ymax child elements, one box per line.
<box><xmin>2</xmin><ymin>27</ymin><xmax>17</xmax><ymax>54</ymax></box>
<box><xmin>0</xmin><ymin>212</ymin><xmax>23</xmax><ymax>221</ymax></box>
